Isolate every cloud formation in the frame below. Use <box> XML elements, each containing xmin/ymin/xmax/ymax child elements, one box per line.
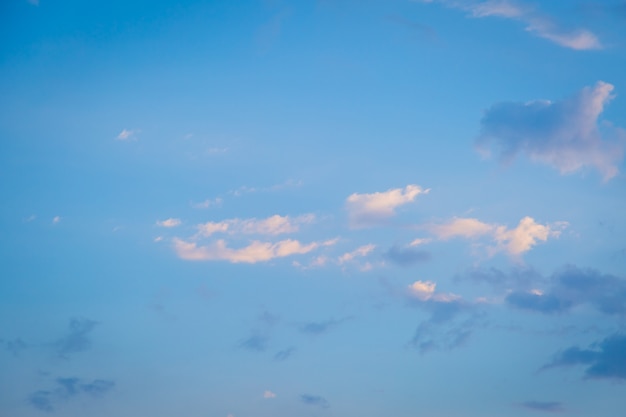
<box><xmin>197</xmin><ymin>214</ymin><xmax>315</xmax><ymax>237</ymax></box>
<box><xmin>298</xmin><ymin>318</ymin><xmax>348</xmax><ymax>335</ymax></box>
<box><xmin>156</xmin><ymin>218</ymin><xmax>181</xmax><ymax>228</ymax></box>
<box><xmin>476</xmin><ymin>81</ymin><xmax>625</xmax><ymax>180</ymax></box>
<box><xmin>300</xmin><ymin>394</ymin><xmax>330</xmax><ymax>408</ymax></box>
<box><xmin>116</xmin><ymin>128</ymin><xmax>139</xmax><ymax>140</ymax></box>
<box><xmin>520</xmin><ymin>401</ymin><xmax>564</xmax><ymax>413</ymax></box>
<box><xmin>505</xmin><ymin>265</ymin><xmax>626</xmax><ymax>316</ymax></box>
<box><xmin>173</xmin><ymin>237</ymin><xmax>335</xmax><ymax>263</ymax></box>
<box><xmin>346</xmin><ymin>185</ymin><xmax>429</xmax><ymax>228</ymax></box>
<box><xmin>542</xmin><ymin>333</ymin><xmax>626</xmax><ymax>380</ymax></box>
<box><xmin>427</xmin><ymin>216</ymin><xmax>566</xmax><ymax>258</ymax></box>
<box><xmin>384</xmin><ymin>245</ymin><xmax>431</xmax><ymax>267</ymax></box>
<box><xmin>421</xmin><ymin>0</ymin><xmax>602</xmax><ymax>50</ymax></box>
<box><xmin>55</xmin><ymin>318</ymin><xmax>98</xmax><ymax>358</ymax></box>
<box><xmin>28</xmin><ymin>377</ymin><xmax>115</xmax><ymax>412</ymax></box>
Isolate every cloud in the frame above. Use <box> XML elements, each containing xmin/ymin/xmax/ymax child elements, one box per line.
<box><xmin>156</xmin><ymin>218</ymin><xmax>181</xmax><ymax>228</ymax></box>
<box><xmin>338</xmin><ymin>244</ymin><xmax>376</xmax><ymax>264</ymax></box>
<box><xmin>55</xmin><ymin>318</ymin><xmax>98</xmax><ymax>358</ymax></box>
<box><xmin>27</xmin><ymin>377</ymin><xmax>115</xmax><ymax>412</ymax></box>
<box><xmin>542</xmin><ymin>332</ymin><xmax>626</xmax><ymax>380</ymax></box>
<box><xmin>274</xmin><ymin>347</ymin><xmax>296</xmax><ymax>361</ymax></box>
<box><xmin>196</xmin><ymin>214</ymin><xmax>315</xmax><ymax>237</ymax></box>
<box><xmin>191</xmin><ymin>197</ymin><xmax>223</xmax><ymax>209</ymax></box>
<box><xmin>52</xmin><ymin>216</ymin><xmax>61</xmax><ymax>224</ymax></box>
<box><xmin>520</xmin><ymin>401</ymin><xmax>564</xmax><ymax>413</ymax></box>
<box><xmin>239</xmin><ymin>334</ymin><xmax>269</xmax><ymax>352</ymax></box>
<box><xmin>346</xmin><ymin>185</ymin><xmax>429</xmax><ymax>228</ymax></box>
<box><xmin>300</xmin><ymin>394</ymin><xmax>330</xmax><ymax>408</ymax></box>
<box><xmin>427</xmin><ymin>216</ymin><xmax>566</xmax><ymax>258</ymax></box>
<box><xmin>476</xmin><ymin>81</ymin><xmax>625</xmax><ymax>180</ymax></box>
<box><xmin>404</xmin><ymin>280</ymin><xmax>477</xmax><ymax>352</ymax></box>
<box><xmin>263</xmin><ymin>390</ymin><xmax>277</xmax><ymax>399</ymax></box>
<box><xmin>298</xmin><ymin>318</ymin><xmax>348</xmax><ymax>335</ymax></box>
<box><xmin>505</xmin><ymin>265</ymin><xmax>626</xmax><ymax>316</ymax></box>
<box><xmin>421</xmin><ymin>0</ymin><xmax>602</xmax><ymax>50</ymax></box>
<box><xmin>384</xmin><ymin>245</ymin><xmax>431</xmax><ymax>266</ymax></box>
<box><xmin>2</xmin><ymin>338</ymin><xmax>27</xmax><ymax>356</ymax></box>
<box><xmin>173</xmin><ymin>237</ymin><xmax>335</xmax><ymax>263</ymax></box>
<box><xmin>116</xmin><ymin>128</ymin><xmax>139</xmax><ymax>140</ymax></box>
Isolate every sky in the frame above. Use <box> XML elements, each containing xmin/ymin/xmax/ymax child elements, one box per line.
<box><xmin>1</xmin><ymin>0</ymin><xmax>626</xmax><ymax>416</ymax></box>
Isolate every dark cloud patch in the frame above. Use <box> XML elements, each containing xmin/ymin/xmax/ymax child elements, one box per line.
<box><xmin>28</xmin><ymin>391</ymin><xmax>54</xmax><ymax>412</ymax></box>
<box><xmin>239</xmin><ymin>334</ymin><xmax>269</xmax><ymax>352</ymax></box>
<box><xmin>300</xmin><ymin>394</ymin><xmax>330</xmax><ymax>409</ymax></box>
<box><xmin>506</xmin><ymin>265</ymin><xmax>626</xmax><ymax>316</ymax></box>
<box><xmin>520</xmin><ymin>401</ymin><xmax>564</xmax><ymax>413</ymax></box>
<box><xmin>55</xmin><ymin>318</ymin><xmax>98</xmax><ymax>358</ymax></box>
<box><xmin>27</xmin><ymin>377</ymin><xmax>115</xmax><ymax>412</ymax></box>
<box><xmin>298</xmin><ymin>318</ymin><xmax>349</xmax><ymax>335</ymax></box>
<box><xmin>384</xmin><ymin>245</ymin><xmax>431</xmax><ymax>267</ymax></box>
<box><xmin>410</xmin><ymin>317</ymin><xmax>476</xmax><ymax>353</ymax></box>
<box><xmin>2</xmin><ymin>338</ymin><xmax>27</xmax><ymax>356</ymax></box>
<box><xmin>459</xmin><ymin>266</ymin><xmax>544</xmax><ymax>291</ymax></box>
<box><xmin>274</xmin><ymin>347</ymin><xmax>296</xmax><ymax>361</ymax></box>
<box><xmin>543</xmin><ymin>333</ymin><xmax>626</xmax><ymax>380</ymax></box>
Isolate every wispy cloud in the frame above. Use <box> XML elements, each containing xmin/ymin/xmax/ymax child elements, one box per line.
<box><xmin>520</xmin><ymin>401</ymin><xmax>565</xmax><ymax>413</ymax></box>
<box><xmin>116</xmin><ymin>128</ymin><xmax>139</xmax><ymax>141</ymax></box>
<box><xmin>346</xmin><ymin>184</ymin><xmax>429</xmax><ymax>228</ymax></box>
<box><xmin>300</xmin><ymin>394</ymin><xmax>330</xmax><ymax>408</ymax></box>
<box><xmin>384</xmin><ymin>245</ymin><xmax>431</xmax><ymax>266</ymax></box>
<box><xmin>196</xmin><ymin>214</ymin><xmax>315</xmax><ymax>237</ymax></box>
<box><xmin>229</xmin><ymin>179</ymin><xmax>302</xmax><ymax>197</ymax></box>
<box><xmin>274</xmin><ymin>347</ymin><xmax>296</xmax><ymax>361</ymax></box>
<box><xmin>477</xmin><ymin>81</ymin><xmax>625</xmax><ymax>181</ymax></box>
<box><xmin>426</xmin><ymin>216</ymin><xmax>567</xmax><ymax>258</ymax></box>
<box><xmin>156</xmin><ymin>218</ymin><xmax>181</xmax><ymax>228</ymax></box>
<box><xmin>421</xmin><ymin>0</ymin><xmax>602</xmax><ymax>50</ymax></box>
<box><xmin>298</xmin><ymin>317</ymin><xmax>349</xmax><ymax>335</ymax></box>
<box><xmin>52</xmin><ymin>216</ymin><xmax>61</xmax><ymax>224</ymax></box>
<box><xmin>28</xmin><ymin>377</ymin><xmax>115</xmax><ymax>413</ymax></box>
<box><xmin>191</xmin><ymin>197</ymin><xmax>223</xmax><ymax>209</ymax></box>
<box><xmin>55</xmin><ymin>318</ymin><xmax>98</xmax><ymax>358</ymax></box>
<box><xmin>263</xmin><ymin>390</ymin><xmax>277</xmax><ymax>399</ymax></box>
<box><xmin>173</xmin><ymin>237</ymin><xmax>336</xmax><ymax>263</ymax></box>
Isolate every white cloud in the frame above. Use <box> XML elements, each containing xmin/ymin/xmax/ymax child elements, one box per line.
<box><xmin>477</xmin><ymin>81</ymin><xmax>625</xmax><ymax>180</ymax></box>
<box><xmin>191</xmin><ymin>197</ymin><xmax>223</xmax><ymax>209</ymax></box>
<box><xmin>346</xmin><ymin>184</ymin><xmax>429</xmax><ymax>228</ymax></box>
<box><xmin>263</xmin><ymin>390</ymin><xmax>277</xmax><ymax>399</ymax></box>
<box><xmin>410</xmin><ymin>238</ymin><xmax>432</xmax><ymax>246</ymax></box>
<box><xmin>116</xmin><ymin>128</ymin><xmax>139</xmax><ymax>141</ymax></box>
<box><xmin>173</xmin><ymin>238</ymin><xmax>335</xmax><ymax>264</ymax></box>
<box><xmin>156</xmin><ymin>218</ymin><xmax>182</xmax><ymax>228</ymax></box>
<box><xmin>422</xmin><ymin>0</ymin><xmax>602</xmax><ymax>50</ymax></box>
<box><xmin>52</xmin><ymin>216</ymin><xmax>61</xmax><ymax>224</ymax></box>
<box><xmin>197</xmin><ymin>214</ymin><xmax>315</xmax><ymax>237</ymax></box>
<box><xmin>427</xmin><ymin>216</ymin><xmax>567</xmax><ymax>258</ymax></box>
<box><xmin>408</xmin><ymin>280</ymin><xmax>461</xmax><ymax>302</ymax></box>
<box><xmin>338</xmin><ymin>244</ymin><xmax>376</xmax><ymax>264</ymax></box>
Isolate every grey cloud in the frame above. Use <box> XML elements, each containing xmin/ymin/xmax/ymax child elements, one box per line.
<box><xmin>2</xmin><ymin>338</ymin><xmax>27</xmax><ymax>356</ymax></box>
<box><xmin>384</xmin><ymin>245</ymin><xmax>431</xmax><ymax>267</ymax></box>
<box><xmin>56</xmin><ymin>318</ymin><xmax>98</xmax><ymax>358</ymax></box>
<box><xmin>505</xmin><ymin>265</ymin><xmax>626</xmax><ymax>316</ymax></box>
<box><xmin>239</xmin><ymin>334</ymin><xmax>269</xmax><ymax>352</ymax></box>
<box><xmin>521</xmin><ymin>401</ymin><xmax>564</xmax><ymax>413</ymax></box>
<box><xmin>543</xmin><ymin>333</ymin><xmax>626</xmax><ymax>380</ymax></box>
<box><xmin>476</xmin><ymin>81</ymin><xmax>625</xmax><ymax>181</ymax></box>
<box><xmin>274</xmin><ymin>347</ymin><xmax>296</xmax><ymax>361</ymax></box>
<box><xmin>459</xmin><ymin>266</ymin><xmax>544</xmax><ymax>291</ymax></box>
<box><xmin>300</xmin><ymin>394</ymin><xmax>330</xmax><ymax>408</ymax></box>
<box><xmin>27</xmin><ymin>377</ymin><xmax>115</xmax><ymax>412</ymax></box>
<box><xmin>298</xmin><ymin>318</ymin><xmax>349</xmax><ymax>335</ymax></box>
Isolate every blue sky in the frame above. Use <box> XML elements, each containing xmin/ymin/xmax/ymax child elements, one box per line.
<box><xmin>1</xmin><ymin>0</ymin><xmax>626</xmax><ymax>416</ymax></box>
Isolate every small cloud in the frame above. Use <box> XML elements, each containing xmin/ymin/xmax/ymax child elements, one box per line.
<box><xmin>346</xmin><ymin>184</ymin><xmax>429</xmax><ymax>228</ymax></box>
<box><xmin>384</xmin><ymin>245</ymin><xmax>431</xmax><ymax>267</ymax></box>
<box><xmin>263</xmin><ymin>390</ymin><xmax>277</xmax><ymax>399</ymax></box>
<box><xmin>173</xmin><ymin>237</ymin><xmax>328</xmax><ymax>264</ymax></box>
<box><xmin>24</xmin><ymin>214</ymin><xmax>36</xmax><ymax>222</ymax></box>
<box><xmin>154</xmin><ymin>236</ymin><xmax>164</xmax><ymax>242</ymax></box>
<box><xmin>28</xmin><ymin>391</ymin><xmax>54</xmax><ymax>412</ymax></box>
<box><xmin>52</xmin><ymin>216</ymin><xmax>61</xmax><ymax>224</ymax></box>
<box><xmin>55</xmin><ymin>318</ymin><xmax>98</xmax><ymax>358</ymax></box>
<box><xmin>191</xmin><ymin>197</ymin><xmax>223</xmax><ymax>209</ymax></box>
<box><xmin>27</xmin><ymin>0</ymin><xmax>39</xmax><ymax>5</ymax></box>
<box><xmin>520</xmin><ymin>401</ymin><xmax>564</xmax><ymax>413</ymax></box>
<box><xmin>477</xmin><ymin>81</ymin><xmax>625</xmax><ymax>180</ymax></box>
<box><xmin>27</xmin><ymin>377</ymin><xmax>115</xmax><ymax>413</ymax></box>
<box><xmin>196</xmin><ymin>214</ymin><xmax>315</xmax><ymax>237</ymax></box>
<box><xmin>3</xmin><ymin>338</ymin><xmax>27</xmax><ymax>356</ymax></box>
<box><xmin>274</xmin><ymin>347</ymin><xmax>296</xmax><ymax>361</ymax></box>
<box><xmin>338</xmin><ymin>244</ymin><xmax>376</xmax><ymax>264</ymax></box>
<box><xmin>542</xmin><ymin>332</ymin><xmax>626</xmax><ymax>380</ymax></box>
<box><xmin>156</xmin><ymin>218</ymin><xmax>181</xmax><ymax>228</ymax></box>
<box><xmin>116</xmin><ymin>128</ymin><xmax>139</xmax><ymax>141</ymax></box>
<box><xmin>298</xmin><ymin>318</ymin><xmax>348</xmax><ymax>335</ymax></box>
<box><xmin>239</xmin><ymin>334</ymin><xmax>269</xmax><ymax>352</ymax></box>
<box><xmin>300</xmin><ymin>394</ymin><xmax>330</xmax><ymax>409</ymax></box>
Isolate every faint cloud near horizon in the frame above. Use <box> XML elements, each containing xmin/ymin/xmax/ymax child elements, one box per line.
<box><xmin>116</xmin><ymin>128</ymin><xmax>140</xmax><ymax>141</ymax></box>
